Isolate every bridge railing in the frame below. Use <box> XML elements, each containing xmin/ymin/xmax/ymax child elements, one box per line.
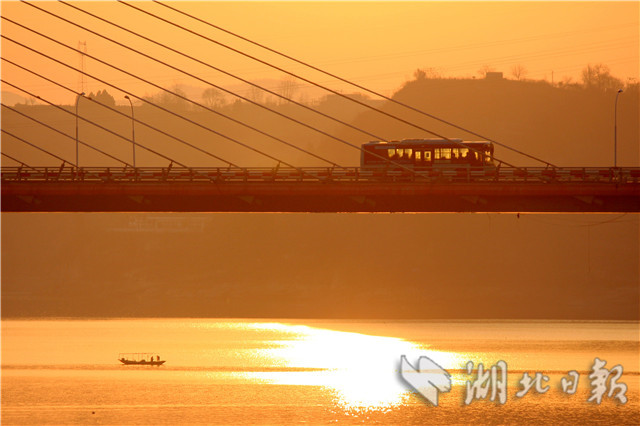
<box><xmin>1</xmin><ymin>166</ymin><xmax>639</xmax><ymax>184</ymax></box>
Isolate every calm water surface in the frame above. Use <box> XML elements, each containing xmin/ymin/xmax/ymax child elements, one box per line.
<box><xmin>2</xmin><ymin>319</ymin><xmax>638</xmax><ymax>424</ymax></box>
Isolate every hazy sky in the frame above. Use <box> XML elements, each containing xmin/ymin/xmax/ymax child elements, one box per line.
<box><xmin>1</xmin><ymin>1</ymin><xmax>638</xmax><ymax>105</ymax></box>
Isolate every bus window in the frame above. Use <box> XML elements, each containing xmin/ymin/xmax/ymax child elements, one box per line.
<box><xmin>415</xmin><ymin>151</ymin><xmax>422</xmax><ymax>161</ymax></box>
<box><xmin>484</xmin><ymin>151</ymin><xmax>492</xmax><ymax>163</ymax></box>
<box><xmin>387</xmin><ymin>148</ymin><xmax>396</xmax><ymax>158</ymax></box>
<box><xmin>397</xmin><ymin>149</ymin><xmax>404</xmax><ymax>158</ymax></box>
<box><xmin>452</xmin><ymin>148</ymin><xmax>460</xmax><ymax>159</ymax></box>
<box><xmin>425</xmin><ymin>151</ymin><xmax>432</xmax><ymax>162</ymax></box>
<box><xmin>405</xmin><ymin>148</ymin><xmax>413</xmax><ymax>159</ymax></box>
<box><xmin>435</xmin><ymin>148</ymin><xmax>451</xmax><ymax>160</ymax></box>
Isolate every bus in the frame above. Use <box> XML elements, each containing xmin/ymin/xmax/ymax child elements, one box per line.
<box><xmin>361</xmin><ymin>138</ymin><xmax>494</xmax><ymax>169</ymax></box>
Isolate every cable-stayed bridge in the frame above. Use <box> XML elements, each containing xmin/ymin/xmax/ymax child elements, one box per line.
<box><xmin>2</xmin><ymin>1</ymin><xmax>638</xmax><ymax>213</ymax></box>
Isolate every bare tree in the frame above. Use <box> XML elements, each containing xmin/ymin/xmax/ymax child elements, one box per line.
<box><xmin>558</xmin><ymin>75</ymin><xmax>575</xmax><ymax>87</ymax></box>
<box><xmin>248</xmin><ymin>84</ymin><xmax>265</xmax><ymax>104</ymax></box>
<box><xmin>581</xmin><ymin>63</ymin><xmax>624</xmax><ymax>91</ymax></box>
<box><xmin>156</xmin><ymin>85</ymin><xmax>190</xmax><ymax>112</ymax></box>
<box><xmin>202</xmin><ymin>87</ymin><xmax>226</xmax><ymax>109</ymax></box>
<box><xmin>510</xmin><ymin>64</ymin><xmax>528</xmax><ymax>81</ymax></box>
<box><xmin>277</xmin><ymin>76</ymin><xmax>298</xmax><ymax>104</ymax></box>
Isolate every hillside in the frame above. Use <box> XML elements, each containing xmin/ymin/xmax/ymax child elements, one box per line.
<box><xmin>2</xmin><ymin>77</ymin><xmax>637</xmax><ymax>170</ymax></box>
<box><xmin>333</xmin><ymin>77</ymin><xmax>639</xmax><ymax>167</ymax></box>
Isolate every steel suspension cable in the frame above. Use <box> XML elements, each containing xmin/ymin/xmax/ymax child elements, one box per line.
<box><xmin>2</xmin><ymin>127</ymin><xmax>74</xmax><ymax>165</ymax></box>
<box><xmin>60</xmin><ymin>0</ymin><xmax>510</xmax><ymax>179</ymax></box>
<box><xmin>15</xmin><ymin>4</ymin><xmax>423</xmax><ymax>178</ymax></box>
<box><xmin>0</xmin><ymin>153</ymin><xmax>62</xmax><ymax>178</ymax></box>
<box><xmin>60</xmin><ymin>1</ymin><xmax>395</xmax><ymax>148</ymax></box>
<box><xmin>16</xmin><ymin>4</ymin><xmax>346</xmax><ymax>172</ymax></box>
<box><xmin>2</xmin><ymin>84</ymin><xmax>229</xmax><ymax>180</ymax></box>
<box><xmin>1</xmin><ymin>34</ymin><xmax>320</xmax><ymax>181</ymax></box>
<box><xmin>3</xmin><ymin>57</ymin><xmax>238</xmax><ymax>168</ymax></box>
<box><xmin>117</xmin><ymin>0</ymin><xmax>526</xmax><ymax>170</ymax></box>
<box><xmin>155</xmin><ymin>0</ymin><xmax>556</xmax><ymax>168</ymax></box>
<box><xmin>3</xmin><ymin>96</ymin><xmax>213</xmax><ymax>183</ymax></box>
<box><xmin>57</xmin><ymin>0</ymin><xmax>424</xmax><ymax>174</ymax></box>
<box><xmin>1</xmin><ymin>152</ymin><xmax>37</xmax><ymax>170</ymax></box>
<box><xmin>49</xmin><ymin>1</ymin><xmax>496</xmax><ymax>177</ymax></box>
<box><xmin>1</xmin><ymin>98</ymin><xmax>134</xmax><ymax>167</ymax></box>
<box><xmin>153</xmin><ymin>0</ymin><xmax>556</xmax><ymax>167</ymax></box>
<box><xmin>1</xmin><ymin>128</ymin><xmax>137</xmax><ymax>182</ymax></box>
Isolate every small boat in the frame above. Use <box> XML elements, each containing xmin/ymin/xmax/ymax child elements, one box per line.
<box><xmin>118</xmin><ymin>352</ymin><xmax>165</xmax><ymax>366</ymax></box>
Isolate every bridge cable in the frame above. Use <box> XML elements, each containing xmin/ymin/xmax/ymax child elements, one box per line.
<box><xmin>1</xmin><ymin>131</ymin><xmax>134</xmax><ymax>183</ymax></box>
<box><xmin>1</xmin><ymin>152</ymin><xmax>38</xmax><ymax>171</ymax></box>
<box><xmin>24</xmin><ymin>2</ymin><xmax>429</xmax><ymax>176</ymax></box>
<box><xmin>2</xmin><ymin>98</ymin><xmax>222</xmax><ymax>183</ymax></box>
<box><xmin>1</xmin><ymin>99</ymin><xmax>134</xmax><ymax>167</ymax></box>
<box><xmin>1</xmin><ymin>34</ymin><xmax>324</xmax><ymax>182</ymax></box>
<box><xmin>1</xmin><ymin>128</ymin><xmax>74</xmax><ymax>166</ymax></box>
<box><xmin>58</xmin><ymin>0</ymin><xmax>479</xmax><ymax>176</ymax></box>
<box><xmin>153</xmin><ymin>0</ymin><xmax>556</xmax><ymax>168</ymax></box>
<box><xmin>0</xmin><ymin>152</ymin><xmax>68</xmax><ymax>179</ymax></box>
<box><xmin>116</xmin><ymin>0</ymin><xmax>529</xmax><ymax>170</ymax></box>
<box><xmin>1</xmin><ymin>83</ymin><xmax>233</xmax><ymax>179</ymax></box>
<box><xmin>49</xmin><ymin>6</ymin><xmax>351</xmax><ymax>174</ymax></box>
<box><xmin>0</xmin><ymin>131</ymin><xmax>113</xmax><ymax>182</ymax></box>
<box><xmin>2</xmin><ymin>82</ymin><xmax>256</xmax><ymax>181</ymax></box>
<box><xmin>24</xmin><ymin>2</ymin><xmax>436</xmax><ymax>176</ymax></box>
<box><xmin>12</xmin><ymin>6</ymin><xmax>348</xmax><ymax>173</ymax></box>
<box><xmin>59</xmin><ymin>1</ymin><xmax>396</xmax><ymax>147</ymax></box>
<box><xmin>3</xmin><ymin>57</ymin><xmax>239</xmax><ymax>169</ymax></box>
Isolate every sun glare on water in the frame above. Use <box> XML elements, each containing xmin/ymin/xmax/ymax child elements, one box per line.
<box><xmin>246</xmin><ymin>323</ymin><xmax>465</xmax><ymax>411</ymax></box>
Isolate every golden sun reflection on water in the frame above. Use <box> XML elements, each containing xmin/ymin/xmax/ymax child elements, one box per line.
<box><xmin>244</xmin><ymin>323</ymin><xmax>467</xmax><ymax>411</ymax></box>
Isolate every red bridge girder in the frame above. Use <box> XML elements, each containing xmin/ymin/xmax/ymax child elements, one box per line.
<box><xmin>2</xmin><ymin>180</ymin><xmax>638</xmax><ymax>213</ymax></box>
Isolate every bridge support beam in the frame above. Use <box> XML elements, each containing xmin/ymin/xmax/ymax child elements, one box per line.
<box><xmin>2</xmin><ymin>182</ymin><xmax>639</xmax><ymax>213</ymax></box>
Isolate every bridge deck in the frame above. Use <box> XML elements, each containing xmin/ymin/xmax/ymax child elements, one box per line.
<box><xmin>2</xmin><ymin>167</ymin><xmax>639</xmax><ymax>212</ymax></box>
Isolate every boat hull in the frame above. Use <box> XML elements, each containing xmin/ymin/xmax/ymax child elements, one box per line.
<box><xmin>119</xmin><ymin>359</ymin><xmax>165</xmax><ymax>366</ymax></box>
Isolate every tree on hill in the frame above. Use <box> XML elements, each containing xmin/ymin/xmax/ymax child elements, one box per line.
<box><xmin>277</xmin><ymin>76</ymin><xmax>298</xmax><ymax>105</ymax></box>
<box><xmin>89</xmin><ymin>89</ymin><xmax>116</xmax><ymax>107</ymax></box>
<box><xmin>414</xmin><ymin>67</ymin><xmax>442</xmax><ymax>80</ymax></box>
<box><xmin>581</xmin><ymin>63</ymin><xmax>624</xmax><ymax>91</ymax></box>
<box><xmin>510</xmin><ymin>64</ymin><xmax>528</xmax><ymax>81</ymax></box>
<box><xmin>202</xmin><ymin>87</ymin><xmax>226</xmax><ymax>109</ymax></box>
<box><xmin>157</xmin><ymin>85</ymin><xmax>190</xmax><ymax>112</ymax></box>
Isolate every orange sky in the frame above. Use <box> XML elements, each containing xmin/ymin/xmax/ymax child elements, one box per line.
<box><xmin>1</xmin><ymin>1</ymin><xmax>638</xmax><ymax>105</ymax></box>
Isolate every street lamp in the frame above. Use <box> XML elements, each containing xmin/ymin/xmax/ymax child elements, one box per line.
<box><xmin>124</xmin><ymin>95</ymin><xmax>136</xmax><ymax>168</ymax></box>
<box><xmin>614</xmin><ymin>89</ymin><xmax>623</xmax><ymax>168</ymax></box>
<box><xmin>75</xmin><ymin>92</ymin><xmax>85</xmax><ymax>168</ymax></box>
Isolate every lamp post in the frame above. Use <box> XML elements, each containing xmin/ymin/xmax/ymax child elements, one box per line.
<box><xmin>75</xmin><ymin>92</ymin><xmax>85</xmax><ymax>168</ymax></box>
<box><xmin>124</xmin><ymin>95</ymin><xmax>136</xmax><ymax>168</ymax></box>
<box><xmin>614</xmin><ymin>89</ymin><xmax>623</xmax><ymax>168</ymax></box>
